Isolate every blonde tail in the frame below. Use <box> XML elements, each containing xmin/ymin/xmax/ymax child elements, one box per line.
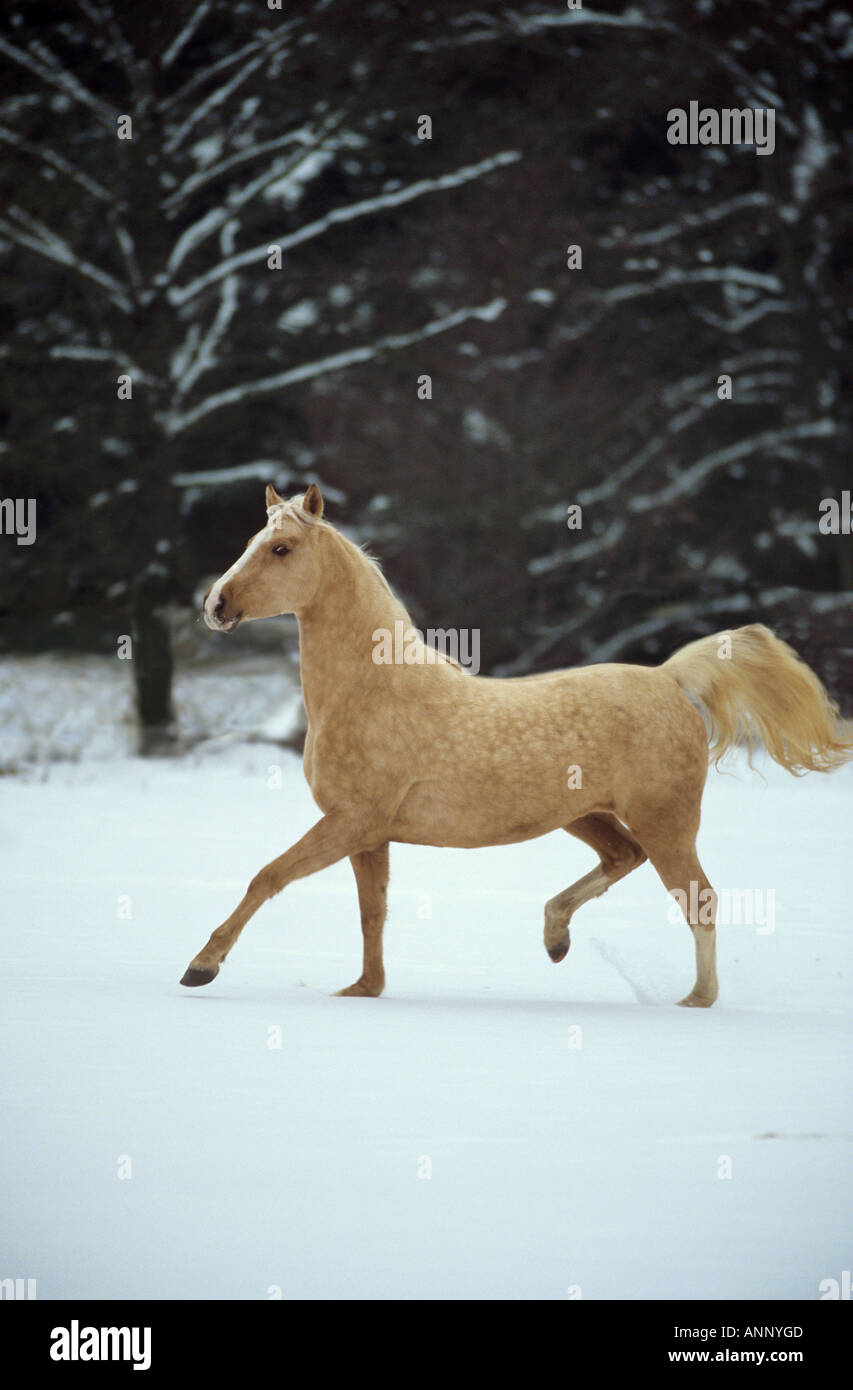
<box><xmin>661</xmin><ymin>623</ymin><xmax>853</xmax><ymax>775</ymax></box>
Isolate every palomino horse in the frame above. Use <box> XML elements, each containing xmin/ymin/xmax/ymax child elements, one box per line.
<box><xmin>181</xmin><ymin>484</ymin><xmax>852</xmax><ymax>1007</ymax></box>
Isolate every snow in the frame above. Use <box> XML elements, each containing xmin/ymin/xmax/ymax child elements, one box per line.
<box><xmin>278</xmin><ymin>299</ymin><xmax>319</xmax><ymax>333</ymax></box>
<box><xmin>264</xmin><ymin>149</ymin><xmax>334</xmax><ymax>208</ymax></box>
<box><xmin>189</xmin><ymin>135</ymin><xmax>224</xmax><ymax>167</ymax></box>
<box><xmin>462</xmin><ymin>407</ymin><xmax>510</xmax><ymax>448</ymax></box>
<box><xmin>0</xmin><ymin>711</ymin><xmax>850</xmax><ymax>1298</ymax></box>
<box><xmin>0</xmin><ymin>654</ymin><xmax>304</xmax><ymax>774</ymax></box>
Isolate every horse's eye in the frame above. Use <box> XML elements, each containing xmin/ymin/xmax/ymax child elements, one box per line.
<box><xmin>272</xmin><ymin>545</ymin><xmax>290</xmax><ymax>556</ymax></box>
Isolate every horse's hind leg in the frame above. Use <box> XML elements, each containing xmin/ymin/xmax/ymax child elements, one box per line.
<box><xmin>336</xmin><ymin>843</ymin><xmax>389</xmax><ymax>998</ymax></box>
<box><xmin>623</xmin><ymin>810</ymin><xmax>718</xmax><ymax>1008</ymax></box>
<box><xmin>656</xmin><ymin>843</ymin><xmax>718</xmax><ymax>1008</ymax></box>
<box><xmin>544</xmin><ymin>812</ymin><xmax>647</xmax><ymax>963</ymax></box>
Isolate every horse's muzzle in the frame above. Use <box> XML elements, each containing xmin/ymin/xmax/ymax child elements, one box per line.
<box><xmin>203</xmin><ymin>590</ymin><xmax>242</xmax><ymax>632</ymax></box>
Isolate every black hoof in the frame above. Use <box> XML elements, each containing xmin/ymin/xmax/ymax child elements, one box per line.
<box><xmin>180</xmin><ymin>966</ymin><xmax>219</xmax><ymax>987</ymax></box>
<box><xmin>547</xmin><ymin>937</ymin><xmax>570</xmax><ymax>963</ymax></box>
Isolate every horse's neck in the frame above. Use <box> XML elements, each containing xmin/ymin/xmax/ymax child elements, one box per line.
<box><xmin>296</xmin><ymin>531</ymin><xmax>408</xmax><ymax>723</ymax></box>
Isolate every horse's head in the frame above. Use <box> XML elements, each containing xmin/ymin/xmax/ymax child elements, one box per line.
<box><xmin>203</xmin><ymin>484</ymin><xmax>325</xmax><ymax>632</ymax></box>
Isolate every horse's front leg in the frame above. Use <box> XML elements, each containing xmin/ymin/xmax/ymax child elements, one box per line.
<box><xmin>180</xmin><ymin>814</ymin><xmax>386</xmax><ymax>987</ymax></box>
<box><xmin>336</xmin><ymin>843</ymin><xmax>390</xmax><ymax>998</ymax></box>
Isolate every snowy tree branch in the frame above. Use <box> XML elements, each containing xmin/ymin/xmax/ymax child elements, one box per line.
<box><xmin>628</xmin><ymin>420</ymin><xmax>835</xmax><ymax>514</ymax></box>
<box><xmin>112</xmin><ymin>221</ymin><xmax>144</xmax><ymax>302</ymax></box>
<box><xmin>162</xmin><ymin>129</ymin><xmax>318</xmax><ymax>211</ymax></box>
<box><xmin>162</xmin><ymin>297</ymin><xmax>508</xmax><ymax>434</ymax></box>
<box><xmin>691</xmin><ymin>300</ymin><xmax>794</xmax><ymax>335</ymax></box>
<box><xmin>163</xmin><ymin>50</ymin><xmax>266</xmax><ymax>155</ymax></box>
<box><xmin>49</xmin><ymin>342</ymin><xmax>154</xmax><ymax>383</ymax></box>
<box><xmin>602</xmin><ymin>193</ymin><xmax>773</xmax><ymax>249</ymax></box>
<box><xmin>158</xmin><ymin>22</ymin><xmax>293</xmax><ymax>113</ymax></box>
<box><xmin>0</xmin><ymin>36</ymin><xmax>115</xmax><ymax>127</ymax></box>
<box><xmin>160</xmin><ymin>0</ymin><xmax>213</xmax><ymax>69</ymax></box>
<box><xmin>174</xmin><ymin>221</ymin><xmax>239</xmax><ymax>397</ymax></box>
<box><xmin>410</xmin><ymin>4</ymin><xmax>673</xmax><ymax>49</ymax></box>
<box><xmin>597</xmin><ymin>266</ymin><xmax>783</xmax><ymax>304</ymax></box>
<box><xmin>559</xmin><ymin>267</ymin><xmax>785</xmax><ymax>344</ymax></box>
<box><xmin>0</xmin><ymin>126</ymin><xmax>111</xmax><ymax>202</ymax></box>
<box><xmin>0</xmin><ymin>207</ymin><xmax>132</xmax><ymax>313</ymax></box>
<box><xmin>531</xmin><ymin>419</ymin><xmax>831</xmax><ymax>577</ymax></box>
<box><xmin>73</xmin><ymin>0</ymin><xmax>142</xmax><ymax>98</ymax></box>
<box><xmin>168</xmin><ymin>149</ymin><xmax>522</xmax><ymax>305</ymax></box>
<box><xmin>166</xmin><ymin>110</ymin><xmax>349</xmax><ymax>273</ymax></box>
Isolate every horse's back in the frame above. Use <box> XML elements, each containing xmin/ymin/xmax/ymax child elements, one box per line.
<box><xmin>383</xmin><ymin>659</ymin><xmax>708</xmax><ymax>847</ymax></box>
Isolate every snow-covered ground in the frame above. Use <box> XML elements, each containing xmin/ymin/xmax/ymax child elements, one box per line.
<box><xmin>1</xmin><ymin>722</ymin><xmax>850</xmax><ymax>1299</ymax></box>
<box><xmin>0</xmin><ymin>650</ymin><xmax>304</xmax><ymax>773</ymax></box>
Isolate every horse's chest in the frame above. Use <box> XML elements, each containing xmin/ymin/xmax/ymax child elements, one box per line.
<box><xmin>302</xmin><ymin>726</ymin><xmax>371</xmax><ymax>812</ymax></box>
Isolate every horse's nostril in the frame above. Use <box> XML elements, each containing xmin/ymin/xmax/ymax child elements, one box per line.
<box><xmin>214</xmin><ymin>593</ymin><xmax>226</xmax><ymax>616</ymax></box>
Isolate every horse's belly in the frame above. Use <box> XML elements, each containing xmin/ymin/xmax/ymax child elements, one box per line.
<box><xmin>389</xmin><ymin>775</ymin><xmax>602</xmax><ymax>848</ymax></box>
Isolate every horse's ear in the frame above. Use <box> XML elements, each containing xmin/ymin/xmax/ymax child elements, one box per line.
<box><xmin>303</xmin><ymin>483</ymin><xmax>324</xmax><ymax>518</ymax></box>
<box><xmin>265</xmin><ymin>483</ymin><xmax>284</xmax><ymax>509</ymax></box>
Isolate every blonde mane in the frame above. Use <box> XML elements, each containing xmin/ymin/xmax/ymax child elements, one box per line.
<box><xmin>266</xmin><ymin>497</ymin><xmax>324</xmax><ymax>532</ymax></box>
<box><xmin>267</xmin><ymin>494</ymin><xmax>409</xmax><ymax>614</ymax></box>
